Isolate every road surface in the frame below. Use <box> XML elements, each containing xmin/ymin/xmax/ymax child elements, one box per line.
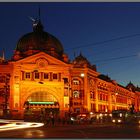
<box><xmin>0</xmin><ymin>120</ymin><xmax>140</xmax><ymax>138</ymax></box>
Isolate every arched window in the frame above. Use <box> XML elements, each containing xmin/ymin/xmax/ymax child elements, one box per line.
<box><xmin>73</xmin><ymin>90</ymin><xmax>80</xmax><ymax>98</ymax></box>
<box><xmin>72</xmin><ymin>78</ymin><xmax>83</xmax><ymax>99</ymax></box>
<box><xmin>90</xmin><ymin>91</ymin><xmax>95</xmax><ymax>99</ymax></box>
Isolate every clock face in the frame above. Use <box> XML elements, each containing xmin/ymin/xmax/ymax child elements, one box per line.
<box><xmin>38</xmin><ymin>61</ymin><xmax>45</xmax><ymax>68</ymax></box>
<box><xmin>36</xmin><ymin>58</ymin><xmax>48</xmax><ymax>69</ymax></box>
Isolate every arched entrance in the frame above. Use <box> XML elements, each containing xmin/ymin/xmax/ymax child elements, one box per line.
<box><xmin>24</xmin><ymin>91</ymin><xmax>60</xmax><ymax>122</ymax></box>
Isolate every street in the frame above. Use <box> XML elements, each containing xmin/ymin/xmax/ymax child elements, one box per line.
<box><xmin>0</xmin><ymin>121</ymin><xmax>140</xmax><ymax>138</ymax></box>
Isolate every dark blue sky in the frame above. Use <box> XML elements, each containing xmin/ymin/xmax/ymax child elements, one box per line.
<box><xmin>0</xmin><ymin>2</ymin><xmax>140</xmax><ymax>87</ymax></box>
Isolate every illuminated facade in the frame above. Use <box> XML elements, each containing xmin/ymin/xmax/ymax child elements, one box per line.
<box><xmin>0</xmin><ymin>19</ymin><xmax>140</xmax><ymax>119</ymax></box>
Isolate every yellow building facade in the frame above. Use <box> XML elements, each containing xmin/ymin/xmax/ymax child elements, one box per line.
<box><xmin>0</xmin><ymin>19</ymin><xmax>140</xmax><ymax>119</ymax></box>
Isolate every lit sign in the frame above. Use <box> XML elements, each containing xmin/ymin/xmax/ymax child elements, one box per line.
<box><xmin>29</xmin><ymin>101</ymin><xmax>54</xmax><ymax>105</ymax></box>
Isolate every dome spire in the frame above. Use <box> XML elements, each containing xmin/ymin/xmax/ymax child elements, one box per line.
<box><xmin>33</xmin><ymin>5</ymin><xmax>43</xmax><ymax>32</ymax></box>
<box><xmin>28</xmin><ymin>6</ymin><xmax>44</xmax><ymax>32</ymax></box>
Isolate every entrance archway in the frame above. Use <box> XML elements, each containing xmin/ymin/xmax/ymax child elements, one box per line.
<box><xmin>24</xmin><ymin>91</ymin><xmax>60</xmax><ymax>121</ymax></box>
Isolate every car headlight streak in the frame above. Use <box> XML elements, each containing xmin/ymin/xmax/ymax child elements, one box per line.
<box><xmin>0</xmin><ymin>119</ymin><xmax>44</xmax><ymax>131</ymax></box>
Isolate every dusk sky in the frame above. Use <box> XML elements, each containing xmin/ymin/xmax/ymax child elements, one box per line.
<box><xmin>0</xmin><ymin>2</ymin><xmax>140</xmax><ymax>87</ymax></box>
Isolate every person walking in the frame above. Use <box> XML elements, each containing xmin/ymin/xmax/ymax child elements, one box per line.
<box><xmin>45</xmin><ymin>113</ymin><xmax>50</xmax><ymax>126</ymax></box>
<box><xmin>50</xmin><ymin>114</ymin><xmax>55</xmax><ymax>126</ymax></box>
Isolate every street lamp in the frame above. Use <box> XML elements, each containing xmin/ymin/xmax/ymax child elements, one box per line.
<box><xmin>80</xmin><ymin>73</ymin><xmax>85</xmax><ymax>78</ymax></box>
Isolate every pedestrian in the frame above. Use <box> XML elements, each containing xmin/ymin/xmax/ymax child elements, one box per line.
<box><xmin>50</xmin><ymin>114</ymin><xmax>55</xmax><ymax>126</ymax></box>
<box><xmin>45</xmin><ymin>114</ymin><xmax>50</xmax><ymax>126</ymax></box>
<box><xmin>58</xmin><ymin>117</ymin><xmax>61</xmax><ymax>125</ymax></box>
<box><xmin>40</xmin><ymin>113</ymin><xmax>44</xmax><ymax>122</ymax></box>
<box><xmin>90</xmin><ymin>117</ymin><xmax>93</xmax><ymax>124</ymax></box>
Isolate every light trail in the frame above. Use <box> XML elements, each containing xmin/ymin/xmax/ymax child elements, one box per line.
<box><xmin>0</xmin><ymin>119</ymin><xmax>44</xmax><ymax>131</ymax></box>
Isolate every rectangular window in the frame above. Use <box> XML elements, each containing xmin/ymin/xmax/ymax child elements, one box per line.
<box><xmin>73</xmin><ymin>80</ymin><xmax>79</xmax><ymax>85</ymax></box>
<box><xmin>0</xmin><ymin>75</ymin><xmax>5</xmax><ymax>83</ymax></box>
<box><xmin>64</xmin><ymin>88</ymin><xmax>68</xmax><ymax>96</ymax></box>
<box><xmin>53</xmin><ymin>73</ymin><xmax>57</xmax><ymax>79</ymax></box>
<box><xmin>35</xmin><ymin>72</ymin><xmax>39</xmax><ymax>79</ymax></box>
<box><xmin>90</xmin><ymin>91</ymin><xmax>95</xmax><ymax>99</ymax></box>
<box><xmin>106</xmin><ymin>95</ymin><xmax>108</xmax><ymax>101</ymax></box>
<box><xmin>44</xmin><ymin>73</ymin><xmax>49</xmax><ymax>79</ymax></box>
<box><xmin>91</xmin><ymin>103</ymin><xmax>96</xmax><ymax>111</ymax></box>
<box><xmin>25</xmin><ymin>72</ymin><xmax>30</xmax><ymax>79</ymax></box>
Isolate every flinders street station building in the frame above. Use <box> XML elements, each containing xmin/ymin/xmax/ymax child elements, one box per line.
<box><xmin>0</xmin><ymin>18</ymin><xmax>140</xmax><ymax>120</ymax></box>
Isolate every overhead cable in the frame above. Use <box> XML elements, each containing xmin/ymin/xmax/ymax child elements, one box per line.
<box><xmin>92</xmin><ymin>54</ymin><xmax>137</xmax><ymax>63</ymax></box>
<box><xmin>66</xmin><ymin>33</ymin><xmax>140</xmax><ymax>50</ymax></box>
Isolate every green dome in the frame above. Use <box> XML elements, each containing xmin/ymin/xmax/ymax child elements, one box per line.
<box><xmin>15</xmin><ymin>21</ymin><xmax>64</xmax><ymax>56</ymax></box>
<box><xmin>74</xmin><ymin>53</ymin><xmax>91</xmax><ymax>65</ymax></box>
<box><xmin>73</xmin><ymin>53</ymin><xmax>97</xmax><ymax>71</ymax></box>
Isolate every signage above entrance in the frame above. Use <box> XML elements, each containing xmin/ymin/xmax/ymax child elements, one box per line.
<box><xmin>29</xmin><ymin>101</ymin><xmax>55</xmax><ymax>105</ymax></box>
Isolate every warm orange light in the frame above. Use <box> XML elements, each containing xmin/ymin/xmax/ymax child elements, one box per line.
<box><xmin>80</xmin><ymin>73</ymin><xmax>85</xmax><ymax>77</ymax></box>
